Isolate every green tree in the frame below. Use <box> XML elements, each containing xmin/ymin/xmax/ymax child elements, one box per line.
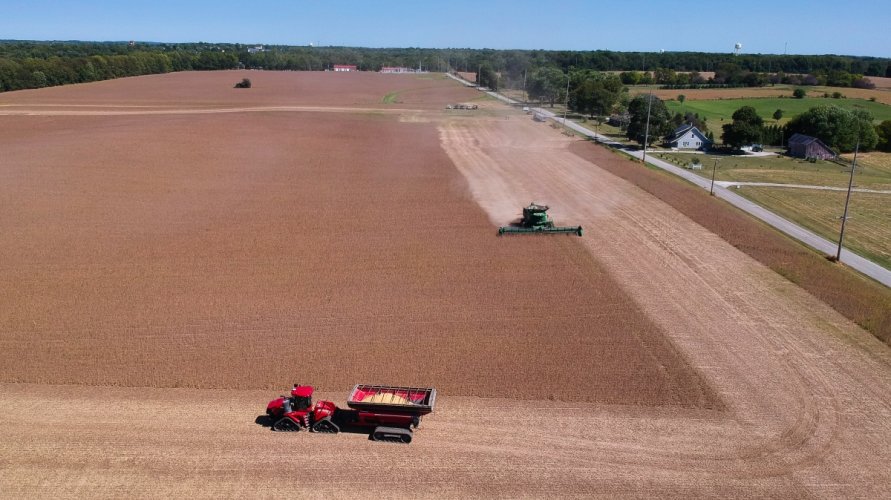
<box><xmin>721</xmin><ymin>106</ymin><xmax>764</xmax><ymax>148</ymax></box>
<box><xmin>619</xmin><ymin>71</ymin><xmax>642</xmax><ymax>85</ymax></box>
<box><xmin>626</xmin><ymin>95</ymin><xmax>672</xmax><ymax>146</ymax></box>
<box><xmin>786</xmin><ymin>105</ymin><xmax>878</xmax><ymax>152</ymax></box>
<box><xmin>30</xmin><ymin>70</ymin><xmax>47</xmax><ymax>88</ymax></box>
<box><xmin>478</xmin><ymin>63</ymin><xmax>499</xmax><ymax>90</ymax></box>
<box><xmin>773</xmin><ymin>109</ymin><xmax>783</xmax><ymax>122</ymax></box>
<box><xmin>876</xmin><ymin>120</ymin><xmax>891</xmax><ymax>152</ymax></box>
<box><xmin>793</xmin><ymin>87</ymin><xmax>806</xmax><ymax>98</ymax></box>
<box><xmin>571</xmin><ymin>71</ymin><xmax>624</xmax><ymax>117</ymax></box>
<box><xmin>653</xmin><ymin>67</ymin><xmax>677</xmax><ymax>85</ymax></box>
<box><xmin>673</xmin><ymin>111</ymin><xmax>708</xmax><ymax>133</ymax></box>
<box><xmin>527</xmin><ymin>67</ymin><xmax>566</xmax><ymax>107</ymax></box>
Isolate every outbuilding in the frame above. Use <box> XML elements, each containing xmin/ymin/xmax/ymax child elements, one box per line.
<box><xmin>333</xmin><ymin>65</ymin><xmax>358</xmax><ymax>72</ymax></box>
<box><xmin>787</xmin><ymin>133</ymin><xmax>837</xmax><ymax>160</ymax></box>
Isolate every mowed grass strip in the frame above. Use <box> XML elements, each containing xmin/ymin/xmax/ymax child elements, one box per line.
<box><xmin>738</xmin><ymin>187</ymin><xmax>891</xmax><ymax>270</ymax></box>
<box><xmin>651</xmin><ymin>152</ymin><xmax>891</xmax><ymax>190</ymax></box>
<box><xmin>569</xmin><ymin>141</ymin><xmax>891</xmax><ymax>345</ymax></box>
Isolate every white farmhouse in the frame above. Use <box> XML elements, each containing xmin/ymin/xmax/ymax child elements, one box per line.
<box><xmin>666</xmin><ymin>124</ymin><xmax>712</xmax><ymax>150</ymax></box>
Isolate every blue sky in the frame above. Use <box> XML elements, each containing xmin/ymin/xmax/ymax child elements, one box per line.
<box><xmin>1</xmin><ymin>0</ymin><xmax>889</xmax><ymax>57</ymax></box>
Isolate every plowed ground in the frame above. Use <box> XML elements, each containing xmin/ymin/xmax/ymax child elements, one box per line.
<box><xmin>2</xmin><ymin>72</ymin><xmax>891</xmax><ymax>497</ymax></box>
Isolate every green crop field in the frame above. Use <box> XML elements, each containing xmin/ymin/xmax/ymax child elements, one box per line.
<box><xmin>665</xmin><ymin>97</ymin><xmax>891</xmax><ymax>124</ymax></box>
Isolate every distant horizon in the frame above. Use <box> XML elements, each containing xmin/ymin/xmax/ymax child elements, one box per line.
<box><xmin>2</xmin><ymin>0</ymin><xmax>889</xmax><ymax>58</ymax></box>
<box><xmin>3</xmin><ymin>38</ymin><xmax>887</xmax><ymax>61</ymax></box>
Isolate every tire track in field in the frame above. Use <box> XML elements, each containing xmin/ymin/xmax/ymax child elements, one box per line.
<box><xmin>438</xmin><ymin>116</ymin><xmax>891</xmax><ymax>487</ymax></box>
<box><xmin>0</xmin><ymin>104</ymin><xmax>428</xmax><ymax>117</ymax></box>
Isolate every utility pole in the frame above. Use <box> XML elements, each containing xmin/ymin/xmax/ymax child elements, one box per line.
<box><xmin>523</xmin><ymin>69</ymin><xmax>527</xmax><ymax>104</ymax></box>
<box><xmin>709</xmin><ymin>157</ymin><xmax>719</xmax><ymax>195</ymax></box>
<box><xmin>562</xmin><ymin>72</ymin><xmax>571</xmax><ymax>131</ymax></box>
<box><xmin>836</xmin><ymin>140</ymin><xmax>860</xmax><ymax>261</ymax></box>
<box><xmin>642</xmin><ymin>92</ymin><xmax>653</xmax><ymax>164</ymax></box>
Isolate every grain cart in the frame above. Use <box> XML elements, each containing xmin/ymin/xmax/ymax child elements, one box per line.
<box><xmin>266</xmin><ymin>384</ymin><xmax>436</xmax><ymax>443</ymax></box>
<box><xmin>498</xmin><ymin>203</ymin><xmax>583</xmax><ymax>236</ymax></box>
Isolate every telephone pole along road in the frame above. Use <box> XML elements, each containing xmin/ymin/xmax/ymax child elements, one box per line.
<box><xmin>536</xmin><ymin>105</ymin><xmax>891</xmax><ymax>288</ymax></box>
<box><xmin>443</xmin><ymin>73</ymin><xmax>891</xmax><ymax>288</ymax></box>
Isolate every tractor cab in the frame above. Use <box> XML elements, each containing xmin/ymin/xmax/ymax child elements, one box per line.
<box><xmin>289</xmin><ymin>384</ymin><xmax>313</xmax><ymax>410</ymax></box>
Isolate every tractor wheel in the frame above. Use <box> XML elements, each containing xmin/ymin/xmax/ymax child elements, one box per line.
<box><xmin>273</xmin><ymin>417</ymin><xmax>300</xmax><ymax>432</ymax></box>
<box><xmin>311</xmin><ymin>418</ymin><xmax>340</xmax><ymax>434</ymax></box>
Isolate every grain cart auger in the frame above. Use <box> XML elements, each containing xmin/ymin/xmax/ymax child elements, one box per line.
<box><xmin>498</xmin><ymin>203</ymin><xmax>583</xmax><ymax>236</ymax></box>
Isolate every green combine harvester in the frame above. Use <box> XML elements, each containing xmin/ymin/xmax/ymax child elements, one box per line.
<box><xmin>498</xmin><ymin>203</ymin><xmax>583</xmax><ymax>236</ymax></box>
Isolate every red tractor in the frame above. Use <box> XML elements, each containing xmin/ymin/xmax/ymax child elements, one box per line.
<box><xmin>266</xmin><ymin>384</ymin><xmax>436</xmax><ymax>443</ymax></box>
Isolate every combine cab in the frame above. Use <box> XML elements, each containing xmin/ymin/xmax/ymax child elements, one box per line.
<box><xmin>498</xmin><ymin>203</ymin><xmax>582</xmax><ymax>236</ymax></box>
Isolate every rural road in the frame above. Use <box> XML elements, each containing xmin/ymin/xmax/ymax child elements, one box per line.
<box><xmin>527</xmin><ymin>105</ymin><xmax>891</xmax><ymax>288</ymax></box>
<box><xmin>714</xmin><ymin>180</ymin><xmax>891</xmax><ymax>194</ymax></box>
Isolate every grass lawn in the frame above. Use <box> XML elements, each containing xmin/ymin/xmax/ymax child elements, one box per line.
<box><xmin>572</xmin><ymin>120</ymin><xmax>632</xmax><ymax>143</ymax></box>
<box><xmin>738</xmin><ymin>187</ymin><xmax>891</xmax><ymax>270</ymax></box>
<box><xmin>650</xmin><ymin>151</ymin><xmax>891</xmax><ymax>190</ymax></box>
<box><xmin>664</xmin><ymin>96</ymin><xmax>891</xmax><ymax>125</ymax></box>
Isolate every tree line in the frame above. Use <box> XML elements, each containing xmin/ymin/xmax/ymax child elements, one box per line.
<box><xmin>2</xmin><ymin>40</ymin><xmax>889</xmax><ymax>93</ymax></box>
<box><xmin>3</xmin><ymin>40</ymin><xmax>889</xmax><ymax>152</ymax></box>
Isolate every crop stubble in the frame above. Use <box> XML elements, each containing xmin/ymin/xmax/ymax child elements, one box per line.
<box><xmin>0</xmin><ymin>72</ymin><xmax>714</xmax><ymax>408</ymax></box>
<box><xmin>4</xmin><ymin>72</ymin><xmax>891</xmax><ymax>497</ymax></box>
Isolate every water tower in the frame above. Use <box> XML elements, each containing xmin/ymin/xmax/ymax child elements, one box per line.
<box><xmin>734</xmin><ymin>42</ymin><xmax>743</xmax><ymax>56</ymax></box>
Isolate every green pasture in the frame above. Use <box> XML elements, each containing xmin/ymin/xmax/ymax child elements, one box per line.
<box><xmin>665</xmin><ymin>97</ymin><xmax>891</xmax><ymax>125</ymax></box>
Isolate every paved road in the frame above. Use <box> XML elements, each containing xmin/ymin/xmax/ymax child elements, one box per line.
<box><xmin>526</xmin><ymin>106</ymin><xmax>891</xmax><ymax>288</ymax></box>
<box><xmin>715</xmin><ymin>181</ymin><xmax>891</xmax><ymax>194</ymax></box>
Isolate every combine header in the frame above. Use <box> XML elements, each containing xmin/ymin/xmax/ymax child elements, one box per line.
<box><xmin>498</xmin><ymin>203</ymin><xmax>582</xmax><ymax>236</ymax></box>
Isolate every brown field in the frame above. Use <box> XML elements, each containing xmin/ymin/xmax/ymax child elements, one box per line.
<box><xmin>0</xmin><ymin>70</ymin><xmax>473</xmax><ymax>110</ymax></box>
<box><xmin>0</xmin><ymin>72</ymin><xmax>711</xmax><ymax>407</ymax></box>
<box><xmin>570</xmin><ymin>142</ymin><xmax>891</xmax><ymax>342</ymax></box>
<box><xmin>2</xmin><ymin>71</ymin><xmax>891</xmax><ymax>497</ymax></box>
<box><xmin>869</xmin><ymin>76</ymin><xmax>891</xmax><ymax>89</ymax></box>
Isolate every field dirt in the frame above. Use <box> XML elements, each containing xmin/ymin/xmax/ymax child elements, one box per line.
<box><xmin>0</xmin><ymin>70</ymin><xmax>472</xmax><ymax>110</ymax></box>
<box><xmin>0</xmin><ymin>72</ymin><xmax>713</xmax><ymax>407</ymax></box>
<box><xmin>2</xmin><ymin>71</ymin><xmax>891</xmax><ymax>497</ymax></box>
